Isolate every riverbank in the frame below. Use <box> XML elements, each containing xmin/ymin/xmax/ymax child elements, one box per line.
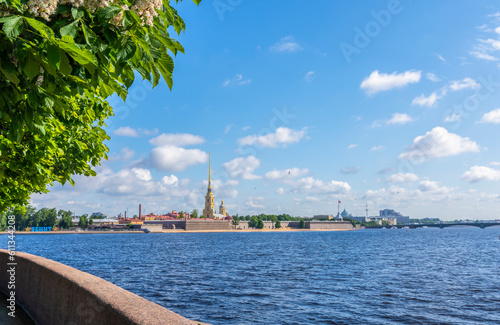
<box><xmin>0</xmin><ymin>228</ymin><xmax>357</xmax><ymax>235</ymax></box>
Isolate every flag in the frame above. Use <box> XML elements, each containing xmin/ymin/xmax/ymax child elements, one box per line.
<box><xmin>338</xmin><ymin>200</ymin><xmax>341</xmax><ymax>204</ymax></box>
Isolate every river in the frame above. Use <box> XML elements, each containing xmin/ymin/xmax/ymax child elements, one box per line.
<box><xmin>3</xmin><ymin>227</ymin><xmax>500</xmax><ymax>324</ymax></box>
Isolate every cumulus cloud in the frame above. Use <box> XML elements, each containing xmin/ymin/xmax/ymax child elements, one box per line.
<box><xmin>237</xmin><ymin>127</ymin><xmax>307</xmax><ymax>148</ymax></box>
<box><xmin>412</xmin><ymin>92</ymin><xmax>440</xmax><ymax>107</ymax></box>
<box><xmin>360</xmin><ymin>70</ymin><xmax>421</xmax><ymax>95</ymax></box>
<box><xmin>113</xmin><ymin>126</ymin><xmax>139</xmax><ymax>137</ymax></box>
<box><xmin>386</xmin><ymin>113</ymin><xmax>414</xmax><ymax>125</ymax></box>
<box><xmin>478</xmin><ymin>108</ymin><xmax>500</xmax><ymax>123</ymax></box>
<box><xmin>449</xmin><ymin>78</ymin><xmax>481</xmax><ymax>91</ymax></box>
<box><xmin>109</xmin><ymin>147</ymin><xmax>135</xmax><ymax>161</ymax></box>
<box><xmin>291</xmin><ymin>177</ymin><xmax>351</xmax><ymax>195</ymax></box>
<box><xmin>149</xmin><ymin>145</ymin><xmax>208</xmax><ymax>172</ymax></box>
<box><xmin>246</xmin><ymin>197</ymin><xmax>265</xmax><ymax>209</ymax></box>
<box><xmin>418</xmin><ymin>180</ymin><xmax>451</xmax><ymax>194</ymax></box>
<box><xmin>462</xmin><ymin>166</ymin><xmax>500</xmax><ymax>182</ymax></box>
<box><xmin>132</xmin><ymin>168</ymin><xmax>153</xmax><ymax>182</ymax></box>
<box><xmin>372</xmin><ymin>145</ymin><xmax>384</xmax><ymax>151</ymax></box>
<box><xmin>149</xmin><ymin>133</ymin><xmax>205</xmax><ymax>147</ymax></box>
<box><xmin>270</xmin><ymin>36</ymin><xmax>302</xmax><ymax>53</ymax></box>
<box><xmin>223</xmin><ymin>156</ymin><xmax>261</xmax><ymax>180</ymax></box>
<box><xmin>386</xmin><ymin>173</ymin><xmax>419</xmax><ymax>183</ymax></box>
<box><xmin>162</xmin><ymin>174</ymin><xmax>179</xmax><ymax>186</ymax></box>
<box><xmin>276</xmin><ymin>187</ymin><xmax>286</xmax><ymax>195</ymax></box>
<box><xmin>399</xmin><ymin>127</ymin><xmax>480</xmax><ymax>161</ymax></box>
<box><xmin>340</xmin><ymin>166</ymin><xmax>361</xmax><ymax>175</ymax></box>
<box><xmin>348</xmin><ymin>144</ymin><xmax>358</xmax><ymax>149</ymax></box>
<box><xmin>113</xmin><ymin>127</ymin><xmax>158</xmax><ymax>137</ymax></box>
<box><xmin>264</xmin><ymin>168</ymin><xmax>309</xmax><ymax>180</ymax></box>
<box><xmin>223</xmin><ymin>74</ymin><xmax>251</xmax><ymax>87</ymax></box>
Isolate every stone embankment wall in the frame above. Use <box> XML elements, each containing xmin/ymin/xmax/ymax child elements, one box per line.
<box><xmin>236</xmin><ymin>220</ymin><xmax>355</xmax><ymax>230</ymax></box>
<box><xmin>184</xmin><ymin>220</ymin><xmax>232</xmax><ymax>231</ymax></box>
<box><xmin>0</xmin><ymin>250</ymin><xmax>207</xmax><ymax>325</ymax></box>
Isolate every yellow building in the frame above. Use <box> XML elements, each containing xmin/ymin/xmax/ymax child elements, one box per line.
<box><xmin>219</xmin><ymin>200</ymin><xmax>226</xmax><ymax>216</ymax></box>
<box><xmin>202</xmin><ymin>154</ymin><xmax>215</xmax><ymax>218</ymax></box>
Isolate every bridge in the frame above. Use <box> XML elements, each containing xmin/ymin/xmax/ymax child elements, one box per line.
<box><xmin>366</xmin><ymin>222</ymin><xmax>500</xmax><ymax>229</ymax></box>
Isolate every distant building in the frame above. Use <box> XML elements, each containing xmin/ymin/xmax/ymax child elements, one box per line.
<box><xmin>91</xmin><ymin>212</ymin><xmax>108</xmax><ymax>219</ymax></box>
<box><xmin>379</xmin><ymin>209</ymin><xmax>410</xmax><ymax>224</ymax></box>
<box><xmin>219</xmin><ymin>200</ymin><xmax>226</xmax><ymax>216</ymax></box>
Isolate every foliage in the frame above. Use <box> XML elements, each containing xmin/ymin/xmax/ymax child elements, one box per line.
<box><xmin>275</xmin><ymin>220</ymin><xmax>281</xmax><ymax>229</ymax></box>
<box><xmin>179</xmin><ymin>210</ymin><xmax>184</xmax><ymax>219</ymax></box>
<box><xmin>0</xmin><ymin>0</ymin><xmax>201</xmax><ymax>212</ymax></box>
<box><xmin>232</xmin><ymin>215</ymin><xmax>239</xmax><ymax>226</ymax></box>
<box><xmin>248</xmin><ymin>216</ymin><xmax>258</xmax><ymax>228</ymax></box>
<box><xmin>78</xmin><ymin>213</ymin><xmax>88</xmax><ymax>228</ymax></box>
<box><xmin>256</xmin><ymin>219</ymin><xmax>264</xmax><ymax>229</ymax></box>
<box><xmin>58</xmin><ymin>209</ymin><xmax>73</xmax><ymax>229</ymax></box>
<box><xmin>299</xmin><ymin>219</ymin><xmax>305</xmax><ymax>229</ymax></box>
<box><xmin>191</xmin><ymin>209</ymin><xmax>198</xmax><ymax>219</ymax></box>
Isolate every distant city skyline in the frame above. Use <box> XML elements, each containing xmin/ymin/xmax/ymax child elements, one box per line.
<box><xmin>32</xmin><ymin>1</ymin><xmax>500</xmax><ymax>220</ymax></box>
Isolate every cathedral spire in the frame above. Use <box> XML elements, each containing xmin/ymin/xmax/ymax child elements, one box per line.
<box><xmin>208</xmin><ymin>153</ymin><xmax>211</xmax><ymax>188</ymax></box>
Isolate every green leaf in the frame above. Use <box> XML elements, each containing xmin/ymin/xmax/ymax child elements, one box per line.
<box><xmin>97</xmin><ymin>5</ymin><xmax>122</xmax><ymax>21</ymax></box>
<box><xmin>122</xmin><ymin>10</ymin><xmax>134</xmax><ymax>29</ymax></box>
<box><xmin>60</xmin><ymin>19</ymin><xmax>80</xmax><ymax>38</ymax></box>
<box><xmin>2</xmin><ymin>15</ymin><xmax>23</xmax><ymax>38</ymax></box>
<box><xmin>56</xmin><ymin>36</ymin><xmax>96</xmax><ymax>66</ymax></box>
<box><xmin>24</xmin><ymin>17</ymin><xmax>54</xmax><ymax>39</ymax></box>
<box><xmin>116</xmin><ymin>37</ymin><xmax>136</xmax><ymax>62</ymax></box>
<box><xmin>22</xmin><ymin>52</ymin><xmax>39</xmax><ymax>80</ymax></box>
<box><xmin>47</xmin><ymin>43</ymin><xmax>61</xmax><ymax>69</ymax></box>
<box><xmin>25</xmin><ymin>105</ymin><xmax>34</xmax><ymax>128</ymax></box>
<box><xmin>59</xmin><ymin>51</ymin><xmax>72</xmax><ymax>76</ymax></box>
<box><xmin>0</xmin><ymin>67</ymin><xmax>20</xmax><ymax>84</ymax></box>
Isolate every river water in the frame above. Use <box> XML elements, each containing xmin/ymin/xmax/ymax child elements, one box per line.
<box><xmin>3</xmin><ymin>228</ymin><xmax>500</xmax><ymax>324</ymax></box>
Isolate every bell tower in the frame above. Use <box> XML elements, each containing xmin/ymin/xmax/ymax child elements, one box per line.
<box><xmin>202</xmin><ymin>153</ymin><xmax>215</xmax><ymax>218</ymax></box>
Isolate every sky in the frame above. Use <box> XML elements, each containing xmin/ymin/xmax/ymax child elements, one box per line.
<box><xmin>32</xmin><ymin>0</ymin><xmax>500</xmax><ymax>220</ymax></box>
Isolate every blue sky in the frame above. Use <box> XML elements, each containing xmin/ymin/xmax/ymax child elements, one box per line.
<box><xmin>33</xmin><ymin>0</ymin><xmax>500</xmax><ymax>220</ymax></box>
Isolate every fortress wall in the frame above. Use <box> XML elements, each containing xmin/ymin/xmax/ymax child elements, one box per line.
<box><xmin>0</xmin><ymin>250</ymin><xmax>207</xmax><ymax>325</ymax></box>
<box><xmin>307</xmin><ymin>221</ymin><xmax>354</xmax><ymax>230</ymax></box>
<box><xmin>185</xmin><ymin>220</ymin><xmax>232</xmax><ymax>231</ymax></box>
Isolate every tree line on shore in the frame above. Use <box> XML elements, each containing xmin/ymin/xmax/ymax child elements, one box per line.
<box><xmin>0</xmin><ymin>206</ymin><xmax>104</xmax><ymax>231</ymax></box>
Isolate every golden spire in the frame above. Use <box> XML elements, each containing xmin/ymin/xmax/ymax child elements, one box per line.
<box><xmin>208</xmin><ymin>153</ymin><xmax>211</xmax><ymax>187</ymax></box>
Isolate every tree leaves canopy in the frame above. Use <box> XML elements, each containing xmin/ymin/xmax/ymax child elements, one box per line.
<box><xmin>0</xmin><ymin>0</ymin><xmax>201</xmax><ymax>212</ymax></box>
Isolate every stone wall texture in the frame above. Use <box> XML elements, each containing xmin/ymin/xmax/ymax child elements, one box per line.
<box><xmin>0</xmin><ymin>249</ymin><xmax>208</xmax><ymax>325</ymax></box>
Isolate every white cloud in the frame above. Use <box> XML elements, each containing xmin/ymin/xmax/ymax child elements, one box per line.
<box><xmin>386</xmin><ymin>113</ymin><xmax>414</xmax><ymax>125</ymax></box>
<box><xmin>237</xmin><ymin>127</ymin><xmax>307</xmax><ymax>148</ymax></box>
<box><xmin>370</xmin><ymin>120</ymin><xmax>382</xmax><ymax>128</ymax></box>
<box><xmin>270</xmin><ymin>36</ymin><xmax>302</xmax><ymax>53</ymax></box>
<box><xmin>113</xmin><ymin>127</ymin><xmax>158</xmax><ymax>137</ymax></box>
<box><xmin>372</xmin><ymin>145</ymin><xmax>384</xmax><ymax>151</ymax></box>
<box><xmin>276</xmin><ymin>188</ymin><xmax>286</xmax><ymax>195</ymax></box>
<box><xmin>340</xmin><ymin>166</ymin><xmax>361</xmax><ymax>175</ymax></box>
<box><xmin>399</xmin><ymin>127</ymin><xmax>480</xmax><ymax>161</ymax></box>
<box><xmin>246</xmin><ymin>197</ymin><xmax>265</xmax><ymax>209</ymax></box>
<box><xmin>223</xmin><ymin>74</ymin><xmax>251</xmax><ymax>87</ymax></box>
<box><xmin>386</xmin><ymin>173</ymin><xmax>419</xmax><ymax>183</ymax></box>
<box><xmin>462</xmin><ymin>166</ymin><xmax>500</xmax><ymax>182</ymax></box>
<box><xmin>444</xmin><ymin>113</ymin><xmax>461</xmax><ymax>123</ymax></box>
<box><xmin>348</xmin><ymin>144</ymin><xmax>358</xmax><ymax>149</ymax></box>
<box><xmin>162</xmin><ymin>174</ymin><xmax>179</xmax><ymax>186</ymax></box>
<box><xmin>490</xmin><ymin>161</ymin><xmax>500</xmax><ymax>166</ymax></box>
<box><xmin>426</xmin><ymin>73</ymin><xmax>440</xmax><ymax>82</ymax></box>
<box><xmin>470</xmin><ymin>50</ymin><xmax>498</xmax><ymax>61</ymax></box>
<box><xmin>131</xmin><ymin>168</ymin><xmax>152</xmax><ymax>182</ymax></box>
<box><xmin>436</xmin><ymin>54</ymin><xmax>447</xmax><ymax>63</ymax></box>
<box><xmin>149</xmin><ymin>145</ymin><xmax>208</xmax><ymax>172</ymax></box>
<box><xmin>360</xmin><ymin>70</ymin><xmax>421</xmax><ymax>95</ymax></box>
<box><xmin>304</xmin><ymin>71</ymin><xmax>316</xmax><ymax>82</ymax></box>
<box><xmin>418</xmin><ymin>180</ymin><xmax>452</xmax><ymax>195</ymax></box>
<box><xmin>412</xmin><ymin>92</ymin><xmax>440</xmax><ymax>107</ymax></box>
<box><xmin>109</xmin><ymin>147</ymin><xmax>135</xmax><ymax>161</ymax></box>
<box><xmin>149</xmin><ymin>133</ymin><xmax>205</xmax><ymax>147</ymax></box>
<box><xmin>449</xmin><ymin>78</ymin><xmax>481</xmax><ymax>91</ymax></box>
<box><xmin>478</xmin><ymin>108</ymin><xmax>500</xmax><ymax>123</ymax></box>
<box><xmin>113</xmin><ymin>126</ymin><xmax>139</xmax><ymax>137</ymax></box>
<box><xmin>264</xmin><ymin>168</ymin><xmax>309</xmax><ymax>180</ymax></box>
<box><xmin>223</xmin><ymin>156</ymin><xmax>261</xmax><ymax>180</ymax></box>
<box><xmin>291</xmin><ymin>177</ymin><xmax>351</xmax><ymax>195</ymax></box>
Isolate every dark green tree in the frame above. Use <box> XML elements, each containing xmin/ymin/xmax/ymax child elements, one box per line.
<box><xmin>191</xmin><ymin>209</ymin><xmax>198</xmax><ymax>219</ymax></box>
<box><xmin>275</xmin><ymin>220</ymin><xmax>281</xmax><ymax>229</ymax></box>
<box><xmin>232</xmin><ymin>216</ymin><xmax>239</xmax><ymax>228</ymax></box>
<box><xmin>299</xmin><ymin>219</ymin><xmax>306</xmax><ymax>229</ymax></box>
<box><xmin>256</xmin><ymin>219</ymin><xmax>264</xmax><ymax>229</ymax></box>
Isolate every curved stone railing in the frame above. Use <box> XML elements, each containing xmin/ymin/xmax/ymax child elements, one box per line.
<box><xmin>0</xmin><ymin>249</ymin><xmax>208</xmax><ymax>325</ymax></box>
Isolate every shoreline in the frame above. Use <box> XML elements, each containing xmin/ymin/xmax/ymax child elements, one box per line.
<box><xmin>0</xmin><ymin>228</ymin><xmax>356</xmax><ymax>235</ymax></box>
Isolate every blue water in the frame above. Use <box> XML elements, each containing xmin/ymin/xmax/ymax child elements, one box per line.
<box><xmin>2</xmin><ymin>228</ymin><xmax>500</xmax><ymax>324</ymax></box>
